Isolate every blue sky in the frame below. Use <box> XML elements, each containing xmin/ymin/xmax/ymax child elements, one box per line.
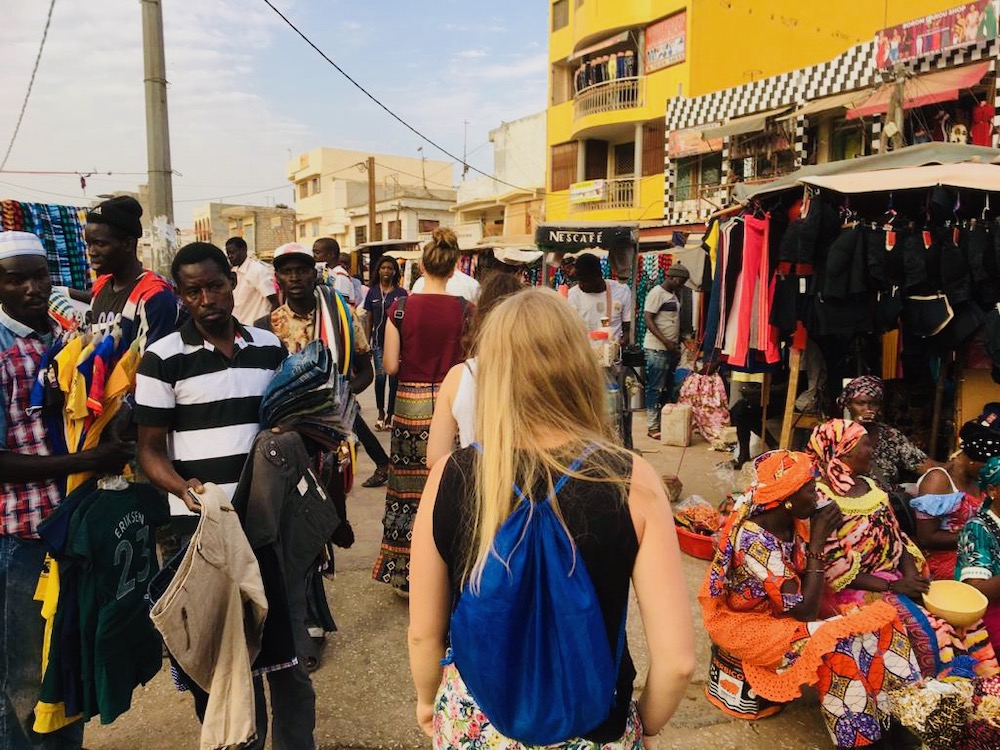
<box><xmin>0</xmin><ymin>0</ymin><xmax>549</xmax><ymax>225</ymax></box>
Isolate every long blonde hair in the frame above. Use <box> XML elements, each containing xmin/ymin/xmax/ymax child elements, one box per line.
<box><xmin>464</xmin><ymin>287</ymin><xmax>631</xmax><ymax>591</ymax></box>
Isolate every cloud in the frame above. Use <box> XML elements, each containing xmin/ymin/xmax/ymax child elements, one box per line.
<box><xmin>455</xmin><ymin>49</ymin><xmax>488</xmax><ymax>59</ymax></box>
<box><xmin>0</xmin><ymin>0</ymin><xmax>311</xmax><ymax>225</ymax></box>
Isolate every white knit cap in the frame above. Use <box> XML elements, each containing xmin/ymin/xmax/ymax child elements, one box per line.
<box><xmin>0</xmin><ymin>231</ymin><xmax>46</xmax><ymax>261</ymax></box>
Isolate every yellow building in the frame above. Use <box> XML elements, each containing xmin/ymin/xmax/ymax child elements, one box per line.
<box><xmin>544</xmin><ymin>0</ymin><xmax>966</xmax><ymax>227</ymax></box>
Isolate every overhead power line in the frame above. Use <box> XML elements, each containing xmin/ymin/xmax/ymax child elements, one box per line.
<box><xmin>260</xmin><ymin>0</ymin><xmax>543</xmax><ymax>196</ymax></box>
<box><xmin>1</xmin><ymin>0</ymin><xmax>58</xmax><ymax>172</ymax></box>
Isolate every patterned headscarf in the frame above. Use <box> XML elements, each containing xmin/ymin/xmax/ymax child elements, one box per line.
<box><xmin>807</xmin><ymin>419</ymin><xmax>868</xmax><ymax>496</ymax></box>
<box><xmin>837</xmin><ymin>375</ymin><xmax>885</xmax><ymax>411</ymax></box>
<box><xmin>960</xmin><ymin>421</ymin><xmax>1000</xmax><ymax>463</ymax></box>
<box><xmin>707</xmin><ymin>450</ymin><xmax>815</xmax><ymax>598</ymax></box>
<box><xmin>979</xmin><ymin>456</ymin><xmax>1000</xmax><ymax>491</ymax></box>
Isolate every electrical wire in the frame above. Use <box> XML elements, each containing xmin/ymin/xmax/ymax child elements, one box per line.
<box><xmin>0</xmin><ymin>170</ymin><xmax>148</xmax><ymax>176</ymax></box>
<box><xmin>260</xmin><ymin>0</ymin><xmax>547</xmax><ymax>196</ymax></box>
<box><xmin>174</xmin><ymin>183</ymin><xmax>292</xmax><ymax>203</ymax></box>
<box><xmin>1</xmin><ymin>0</ymin><xmax>58</xmax><ymax>172</ymax></box>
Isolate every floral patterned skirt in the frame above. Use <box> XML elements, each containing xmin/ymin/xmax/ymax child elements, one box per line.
<box><xmin>433</xmin><ymin>663</ymin><xmax>643</xmax><ymax>750</ymax></box>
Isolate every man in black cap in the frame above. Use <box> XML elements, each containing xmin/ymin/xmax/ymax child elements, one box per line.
<box><xmin>643</xmin><ymin>263</ymin><xmax>690</xmax><ymax>440</ymax></box>
<box><xmin>85</xmin><ymin>195</ymin><xmax>178</xmax><ymax>347</ymax></box>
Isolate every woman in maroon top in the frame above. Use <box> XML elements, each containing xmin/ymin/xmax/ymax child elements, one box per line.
<box><xmin>373</xmin><ymin>228</ymin><xmax>472</xmax><ymax>594</ymax></box>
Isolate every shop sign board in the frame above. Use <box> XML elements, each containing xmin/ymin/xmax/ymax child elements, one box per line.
<box><xmin>569</xmin><ymin>179</ymin><xmax>606</xmax><ymax>204</ymax></box>
<box><xmin>875</xmin><ymin>1</ymin><xmax>997</xmax><ymax>68</ymax></box>
<box><xmin>645</xmin><ymin>12</ymin><xmax>686</xmax><ymax>73</ymax></box>
<box><xmin>534</xmin><ymin>224</ymin><xmax>638</xmax><ymax>250</ymax></box>
<box><xmin>669</xmin><ymin>124</ymin><xmax>722</xmax><ymax>158</ymax></box>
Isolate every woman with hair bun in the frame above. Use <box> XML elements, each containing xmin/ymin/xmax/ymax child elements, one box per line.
<box><xmin>373</xmin><ymin>227</ymin><xmax>473</xmax><ymax>595</ymax></box>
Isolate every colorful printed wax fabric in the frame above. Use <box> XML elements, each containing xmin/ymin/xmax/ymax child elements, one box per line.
<box><xmin>433</xmin><ymin>663</ymin><xmax>643</xmax><ymax>750</ymax></box>
<box><xmin>916</xmin><ymin>490</ymin><xmax>983</xmax><ymax>580</ymax></box>
<box><xmin>372</xmin><ymin>380</ymin><xmax>440</xmax><ymax>592</ymax></box>
<box><xmin>821</xmin><ymin>478</ymin><xmax>999</xmax><ymax>679</ymax></box>
<box><xmin>867</xmin><ymin>422</ymin><xmax>927</xmax><ymax>490</ymax></box>
<box><xmin>0</xmin><ymin>201</ymin><xmax>91</xmax><ymax>289</ymax></box>
<box><xmin>708</xmin><ymin>522</ymin><xmax>920</xmax><ymax>748</ymax></box>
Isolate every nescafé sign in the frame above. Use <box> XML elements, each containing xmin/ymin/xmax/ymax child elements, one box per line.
<box><xmin>534</xmin><ymin>224</ymin><xmax>638</xmax><ymax>250</ymax></box>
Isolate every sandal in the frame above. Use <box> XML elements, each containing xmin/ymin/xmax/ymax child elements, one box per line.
<box><xmin>375</xmin><ymin>418</ymin><xmax>391</xmax><ymax>431</ymax></box>
<box><xmin>362</xmin><ymin>465</ymin><xmax>389</xmax><ymax>488</ymax></box>
<box><xmin>647</xmin><ymin>430</ymin><xmax>662</xmax><ymax>441</ymax></box>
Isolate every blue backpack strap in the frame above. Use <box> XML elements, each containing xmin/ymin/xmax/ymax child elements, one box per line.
<box><xmin>512</xmin><ymin>445</ymin><xmax>596</xmax><ymax>504</ymax></box>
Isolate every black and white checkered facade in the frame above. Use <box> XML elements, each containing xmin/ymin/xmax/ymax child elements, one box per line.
<box><xmin>664</xmin><ymin>38</ymin><xmax>998</xmax><ymax>225</ymax></box>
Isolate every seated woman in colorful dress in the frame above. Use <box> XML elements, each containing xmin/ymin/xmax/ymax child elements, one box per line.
<box><xmin>837</xmin><ymin>376</ymin><xmax>934</xmax><ymax>491</ymax></box>
<box><xmin>808</xmin><ymin>419</ymin><xmax>999</xmax><ymax>679</ymax></box>
<box><xmin>911</xmin><ymin>421</ymin><xmax>1000</xmax><ymax>580</ymax></box>
<box><xmin>700</xmin><ymin>450</ymin><xmax>921</xmax><ymax>750</ymax></box>
<box><xmin>956</xmin><ymin>456</ymin><xmax>1000</xmax><ymax>649</ymax></box>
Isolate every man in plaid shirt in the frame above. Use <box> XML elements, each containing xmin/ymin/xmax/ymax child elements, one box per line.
<box><xmin>0</xmin><ymin>231</ymin><xmax>131</xmax><ymax>747</ymax></box>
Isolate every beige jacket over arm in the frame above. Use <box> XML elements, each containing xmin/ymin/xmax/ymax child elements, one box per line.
<box><xmin>150</xmin><ymin>483</ymin><xmax>268</xmax><ymax>750</ymax></box>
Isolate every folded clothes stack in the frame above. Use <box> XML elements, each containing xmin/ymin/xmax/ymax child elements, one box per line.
<box><xmin>259</xmin><ymin>340</ymin><xmax>358</xmax><ymax>450</ymax></box>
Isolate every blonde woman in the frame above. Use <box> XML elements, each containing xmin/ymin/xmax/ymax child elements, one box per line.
<box><xmin>373</xmin><ymin>228</ymin><xmax>472</xmax><ymax>594</ymax></box>
<box><xmin>426</xmin><ymin>271</ymin><xmax>526</xmax><ymax>468</ymax></box>
<box><xmin>409</xmin><ymin>288</ymin><xmax>694</xmax><ymax>748</ymax></box>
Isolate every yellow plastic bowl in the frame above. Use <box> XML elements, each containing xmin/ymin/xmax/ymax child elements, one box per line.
<box><xmin>923</xmin><ymin>580</ymin><xmax>988</xmax><ymax>629</ymax></box>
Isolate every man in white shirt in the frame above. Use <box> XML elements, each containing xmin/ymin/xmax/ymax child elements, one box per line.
<box><xmin>312</xmin><ymin>237</ymin><xmax>356</xmax><ymax>304</ymax></box>
<box><xmin>567</xmin><ymin>252</ymin><xmax>633</xmax><ymax>342</ymax></box>
<box><xmin>225</xmin><ymin>236</ymin><xmax>277</xmax><ymax>324</ymax></box>
<box><xmin>643</xmin><ymin>263</ymin><xmax>690</xmax><ymax>439</ymax></box>
<box><xmin>411</xmin><ymin>266</ymin><xmax>480</xmax><ymax>302</ymax></box>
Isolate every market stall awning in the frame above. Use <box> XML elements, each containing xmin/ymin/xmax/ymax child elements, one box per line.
<box><xmin>567</xmin><ymin>31</ymin><xmax>630</xmax><ymax>62</ymax></box>
<box><xmin>847</xmin><ymin>62</ymin><xmax>990</xmax><ymax>120</ymax></box>
<box><xmin>799</xmin><ymin>161</ymin><xmax>1000</xmax><ymax>194</ymax></box>
<box><xmin>701</xmin><ymin>106</ymin><xmax>792</xmax><ymax>140</ymax></box>
<box><xmin>733</xmin><ymin>142</ymin><xmax>1000</xmax><ymax>201</ymax></box>
<box><xmin>779</xmin><ymin>90</ymin><xmax>870</xmax><ymax>120</ymax></box>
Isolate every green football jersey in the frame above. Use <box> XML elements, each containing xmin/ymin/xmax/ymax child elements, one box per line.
<box><xmin>70</xmin><ymin>483</ymin><xmax>170</xmax><ymax>723</ymax></box>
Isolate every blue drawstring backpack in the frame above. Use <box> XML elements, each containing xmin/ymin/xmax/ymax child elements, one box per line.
<box><xmin>447</xmin><ymin>448</ymin><xmax>626</xmax><ymax>745</ymax></box>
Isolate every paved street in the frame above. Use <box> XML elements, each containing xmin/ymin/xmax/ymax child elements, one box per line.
<box><xmin>87</xmin><ymin>393</ymin><xmax>831</xmax><ymax>749</ymax></box>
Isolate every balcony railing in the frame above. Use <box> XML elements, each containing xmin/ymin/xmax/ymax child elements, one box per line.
<box><xmin>573</xmin><ymin>178</ymin><xmax>635</xmax><ymax>211</ymax></box>
<box><xmin>574</xmin><ymin>77</ymin><xmax>644</xmax><ymax>119</ymax></box>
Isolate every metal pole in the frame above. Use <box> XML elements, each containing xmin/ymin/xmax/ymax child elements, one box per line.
<box><xmin>367</xmin><ymin>156</ymin><xmax>376</xmax><ymax>245</ymax></box>
<box><xmin>141</xmin><ymin>0</ymin><xmax>175</xmax><ymax>275</ymax></box>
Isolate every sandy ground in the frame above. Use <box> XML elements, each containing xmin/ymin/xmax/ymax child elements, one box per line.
<box><xmin>85</xmin><ymin>393</ymin><xmax>834</xmax><ymax>749</ymax></box>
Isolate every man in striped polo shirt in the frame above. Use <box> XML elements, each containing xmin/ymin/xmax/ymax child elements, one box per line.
<box><xmin>135</xmin><ymin>242</ymin><xmax>286</xmax><ymax>519</ymax></box>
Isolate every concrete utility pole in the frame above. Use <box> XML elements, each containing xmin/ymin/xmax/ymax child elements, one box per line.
<box><xmin>367</xmin><ymin>155</ymin><xmax>376</xmax><ymax>244</ymax></box>
<box><xmin>141</xmin><ymin>0</ymin><xmax>175</xmax><ymax>275</ymax></box>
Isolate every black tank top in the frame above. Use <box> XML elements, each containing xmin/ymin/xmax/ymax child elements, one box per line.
<box><xmin>433</xmin><ymin>446</ymin><xmax>639</xmax><ymax>742</ymax></box>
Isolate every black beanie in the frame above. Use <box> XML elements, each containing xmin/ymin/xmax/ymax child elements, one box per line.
<box><xmin>86</xmin><ymin>196</ymin><xmax>143</xmax><ymax>239</ymax></box>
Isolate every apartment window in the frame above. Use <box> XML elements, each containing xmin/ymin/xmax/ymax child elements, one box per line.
<box><xmin>355</xmin><ymin>226</ymin><xmax>367</xmax><ymax>245</ymax></box>
<box><xmin>298</xmin><ymin>181</ymin><xmax>308</xmax><ymax>200</ymax></box>
<box><xmin>550</xmin><ymin>64</ymin><xmax>572</xmax><ymax>106</ymax></box>
<box><xmin>310</xmin><ymin>220</ymin><xmax>319</xmax><ymax>237</ymax></box>
<box><xmin>614</xmin><ymin>142</ymin><xmax>635</xmax><ymax>177</ymax></box>
<box><xmin>298</xmin><ymin>223</ymin><xmax>307</xmax><ymax>238</ymax></box>
<box><xmin>552</xmin><ymin>0</ymin><xmax>568</xmax><ymax>31</ymax></box>
<box><xmin>418</xmin><ymin>219</ymin><xmax>440</xmax><ymax>233</ymax></box>
<box><xmin>388</xmin><ymin>220</ymin><xmax>402</xmax><ymax>239</ymax></box>
<box><xmin>675</xmin><ymin>153</ymin><xmax>722</xmax><ymax>202</ymax></box>
<box><xmin>584</xmin><ymin>140</ymin><xmax>608</xmax><ymax>181</ymax></box>
<box><xmin>642</xmin><ymin>121</ymin><xmax>667</xmax><ymax>176</ymax></box>
<box><xmin>310</xmin><ymin>177</ymin><xmax>321</xmax><ymax>195</ymax></box>
<box><xmin>550</xmin><ymin>141</ymin><xmax>578</xmax><ymax>191</ymax></box>
<box><xmin>374</xmin><ymin>222</ymin><xmax>383</xmax><ymax>241</ymax></box>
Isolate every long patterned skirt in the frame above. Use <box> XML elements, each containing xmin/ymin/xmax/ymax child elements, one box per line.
<box><xmin>832</xmin><ymin>586</ymin><xmax>1000</xmax><ymax>680</ymax></box>
<box><xmin>372</xmin><ymin>381</ymin><xmax>440</xmax><ymax>592</ymax></box>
